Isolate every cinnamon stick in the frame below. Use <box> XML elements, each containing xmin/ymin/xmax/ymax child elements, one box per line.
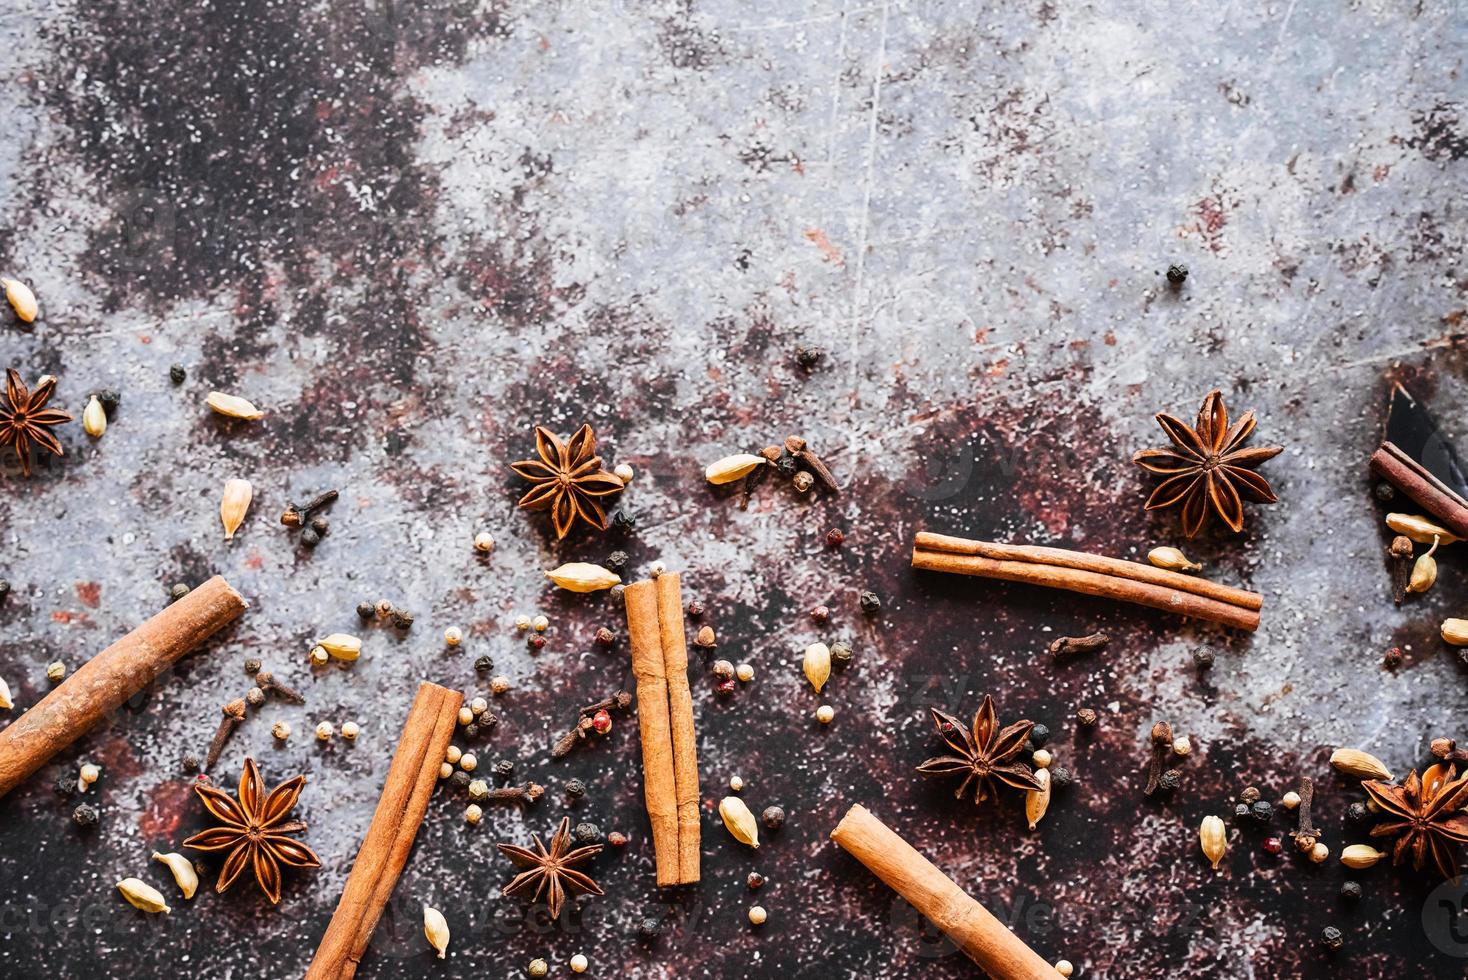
<box><xmin>1370</xmin><ymin>443</ymin><xmax>1468</xmax><ymax>539</ymax></box>
<box><xmin>625</xmin><ymin>580</ymin><xmax>680</xmax><ymax>886</ymax></box>
<box><xmin>830</xmin><ymin>805</ymin><xmax>1056</xmax><ymax>979</ymax></box>
<box><xmin>913</xmin><ymin>534</ymin><xmax>1261</xmax><ymax>632</ymax></box>
<box><xmin>306</xmin><ymin>682</ymin><xmax>463</xmax><ymax>980</ymax></box>
<box><xmin>0</xmin><ymin>575</ymin><xmax>246</xmax><ymax>800</ymax></box>
<box><xmin>655</xmin><ymin>572</ymin><xmax>701</xmax><ymax>884</ymax></box>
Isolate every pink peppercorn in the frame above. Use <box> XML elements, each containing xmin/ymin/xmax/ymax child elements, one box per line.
<box><xmin>715</xmin><ymin>678</ymin><xmax>736</xmax><ymax>696</ymax></box>
<box><xmin>811</xmin><ymin>604</ymin><xmax>830</xmax><ymax>624</ymax></box>
<box><xmin>1262</xmin><ymin>836</ymin><xmax>1283</xmax><ymax>855</ymax></box>
<box><xmin>591</xmin><ymin>709</ymin><xmax>612</xmax><ymax>734</ymax></box>
<box><xmin>608</xmin><ymin>831</ymin><xmax>628</xmax><ymax>847</ymax></box>
<box><xmin>527</xmin><ymin>634</ymin><xmax>546</xmax><ymax>650</ymax></box>
<box><xmin>825</xmin><ymin>528</ymin><xmax>845</xmax><ymax>547</ymax></box>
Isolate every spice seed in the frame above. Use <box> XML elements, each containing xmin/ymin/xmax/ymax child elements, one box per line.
<box><xmin>82</xmin><ymin>396</ymin><xmax>107</xmax><ymax>438</ymax></box>
<box><xmin>1440</xmin><ymin>618</ymin><xmax>1468</xmax><ymax>646</ymax></box>
<box><xmin>1329</xmin><ymin>748</ymin><xmax>1392</xmax><ymax>781</ymax></box>
<box><xmin>152</xmin><ymin>852</ymin><xmax>199</xmax><ymax>900</ymax></box>
<box><xmin>1340</xmin><ymin>844</ymin><xmax>1385</xmax><ymax>869</ymax></box>
<box><xmin>544</xmin><ymin>562</ymin><xmax>621</xmax><ymax>593</ymax></box>
<box><xmin>1025</xmin><ymin>768</ymin><xmax>1051</xmax><ymax>830</ymax></box>
<box><xmin>117</xmin><ymin>877</ymin><xmax>171</xmax><ymax>914</ymax></box>
<box><xmin>206</xmin><ymin>391</ymin><xmax>264</xmax><ymax>420</ymax></box>
<box><xmin>802</xmin><ymin>642</ymin><xmax>831</xmax><ymax>693</ymax></box>
<box><xmin>1147</xmin><ymin>546</ymin><xmax>1201</xmax><ymax>572</ymax></box>
<box><xmin>1385</xmin><ymin>512</ymin><xmax>1461</xmax><ymax>545</ymax></box>
<box><xmin>705</xmin><ymin>453</ymin><xmax>766</xmax><ymax>485</ymax></box>
<box><xmin>719</xmin><ymin>795</ymin><xmax>760</xmax><ymax>848</ymax></box>
<box><xmin>2</xmin><ymin>277</ymin><xmax>38</xmax><ymax>322</ymax></box>
<box><xmin>1199</xmin><ymin>815</ymin><xmax>1226</xmax><ymax>870</ymax></box>
<box><xmin>220</xmin><ymin>479</ymin><xmax>253</xmax><ymax>540</ymax></box>
<box><xmin>423</xmin><ymin>905</ymin><xmax>450</xmax><ymax>959</ymax></box>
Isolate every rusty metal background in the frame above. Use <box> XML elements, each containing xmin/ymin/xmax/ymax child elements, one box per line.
<box><xmin>1</xmin><ymin>1</ymin><xmax>1467</xmax><ymax>977</ymax></box>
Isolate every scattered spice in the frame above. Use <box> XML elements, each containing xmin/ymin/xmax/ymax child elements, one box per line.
<box><xmin>0</xmin><ymin>370</ymin><xmax>72</xmax><ymax>476</ymax></box>
<box><xmin>794</xmin><ymin>345</ymin><xmax>824</xmax><ymax>370</ymax></box>
<box><xmin>2</xmin><ymin>276</ymin><xmax>39</xmax><ymax>322</ymax></box>
<box><xmin>858</xmin><ymin>590</ymin><xmax>881</xmax><ymax>614</ymax></box>
<box><xmin>1385</xmin><ymin>512</ymin><xmax>1460</xmax><ymax>544</ymax></box>
<box><xmin>73</xmin><ymin>803</ymin><xmax>98</xmax><ymax>827</ymax></box>
<box><xmin>1361</xmin><ymin>764</ymin><xmax>1468</xmax><ymax>878</ymax></box>
<box><xmin>169</xmin><ymin>363</ymin><xmax>186</xmax><ymax>384</ymax></box>
<box><xmin>815</xmin><ymin>704</ymin><xmax>834</xmax><ymax>723</ymax></box>
<box><xmin>545</xmin><ymin>562</ymin><xmax>621</xmax><ymax>593</ymax></box>
<box><xmin>762</xmin><ymin>805</ymin><xmax>785</xmax><ymax>831</ymax></box>
<box><xmin>423</xmin><ymin>906</ymin><xmax>450</xmax><ymax>959</ymax></box>
<box><xmin>802</xmin><ymin>642</ymin><xmax>831</xmax><ymax>693</ymax></box>
<box><xmin>1075</xmin><ymin>707</ymin><xmax>1097</xmax><ymax>727</ymax></box>
<box><xmin>719</xmin><ymin>796</ymin><xmax>760</xmax><ymax>848</ymax></box>
<box><xmin>182</xmin><ymin>757</ymin><xmax>320</xmax><ymax>903</ymax></box>
<box><xmin>205</xmin><ymin>698</ymin><xmax>248</xmax><ymax>770</ymax></box>
<box><xmin>1331</xmin><ymin>748</ymin><xmax>1393</xmax><ymax>781</ymax></box>
<box><xmin>826</xmin><ymin>528</ymin><xmax>845</xmax><ymax>547</ymax></box>
<box><xmin>706</xmin><ymin>453</ymin><xmax>766</xmax><ymax>485</ymax></box>
<box><xmin>1199</xmin><ymin>815</ymin><xmax>1226</xmax><ymax>869</ymax></box>
<box><xmin>1321</xmin><ymin>926</ymin><xmax>1343</xmax><ymax>951</ymax></box>
<box><xmin>152</xmin><ymin>851</ymin><xmax>199</xmax><ymax>899</ymax></box>
<box><xmin>474</xmin><ymin>531</ymin><xmax>495</xmax><ymax>553</ymax></box>
<box><xmin>117</xmin><ymin>877</ymin><xmax>171</xmax><ymax>914</ymax></box>
<box><xmin>1165</xmin><ymin>263</ymin><xmax>1188</xmax><ymax>284</ymax></box>
<box><xmin>1147</xmin><ymin>546</ymin><xmax>1201</xmax><ymax>572</ymax></box>
<box><xmin>1389</xmin><ymin>535</ymin><xmax>1413</xmax><ymax>604</ymax></box>
<box><xmin>694</xmin><ymin>625</ymin><xmax>716</xmax><ymax>648</ymax></box>
<box><xmin>206</xmin><ymin>391</ymin><xmax>264</xmax><ymax>421</ymax></box>
<box><xmin>1132</xmin><ymin>389</ymin><xmax>1282</xmax><ymax>537</ymax></box>
<box><xmin>785</xmin><ymin>435</ymin><xmax>840</xmax><ymax>492</ymax></box>
<box><xmin>496</xmin><ymin>816</ymin><xmax>604</xmax><ymax>919</ymax></box>
<box><xmin>917</xmin><ymin>698</ymin><xmax>1042</xmax><ymax>804</ymax></box>
<box><xmin>1288</xmin><ymin>777</ymin><xmax>1322</xmax><ymax>853</ymax></box>
<box><xmin>511</xmin><ymin>425</ymin><xmax>624</xmax><ymax>539</ymax></box>
<box><xmin>1143</xmin><ymin>722</ymin><xmax>1173</xmax><ymax>797</ymax></box>
<box><xmin>748</xmin><ymin>905</ymin><xmax>768</xmax><ymax>926</ymax></box>
<box><xmin>1049</xmin><ymin>631</ymin><xmax>1109</xmax><ymax>661</ymax></box>
<box><xmin>1340</xmin><ymin>843</ymin><xmax>1385</xmax><ymax>868</ymax></box>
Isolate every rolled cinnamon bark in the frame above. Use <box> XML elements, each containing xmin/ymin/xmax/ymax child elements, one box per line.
<box><xmin>1370</xmin><ymin>444</ymin><xmax>1468</xmax><ymax>539</ymax></box>
<box><xmin>625</xmin><ymin>580</ymin><xmax>680</xmax><ymax>886</ymax></box>
<box><xmin>0</xmin><ymin>575</ymin><xmax>246</xmax><ymax>800</ymax></box>
<box><xmin>655</xmin><ymin>572</ymin><xmax>700</xmax><ymax>884</ymax></box>
<box><xmin>830</xmin><ymin>805</ymin><xmax>1055</xmax><ymax>979</ymax></box>
<box><xmin>306</xmin><ymin>682</ymin><xmax>463</xmax><ymax>980</ymax></box>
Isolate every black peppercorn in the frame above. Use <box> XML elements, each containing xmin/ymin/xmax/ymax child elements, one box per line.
<box><xmin>478</xmin><ymin>712</ymin><xmax>498</xmax><ymax>731</ymax></box>
<box><xmin>1234</xmin><ymin>802</ymin><xmax>1251</xmax><ymax>820</ymax></box>
<box><xmin>450</xmin><ymin>771</ymin><xmax>471</xmax><ymax>791</ymax></box>
<box><xmin>391</xmin><ymin>609</ymin><xmax>414</xmax><ymax>629</ymax></box>
<box><xmin>72</xmin><ymin>803</ymin><xmax>99</xmax><ymax>827</ymax></box>
<box><xmin>638</xmin><ymin>917</ymin><xmax>663</xmax><ymax>942</ymax></box>
<box><xmin>830</xmin><ymin>643</ymin><xmax>852</xmax><ymax>669</ymax></box>
<box><xmin>762</xmin><ymin>805</ymin><xmax>785</xmax><ymax>831</ymax></box>
<box><xmin>1075</xmin><ymin>707</ymin><xmax>1097</xmax><ymax>727</ymax></box>
<box><xmin>611</xmin><ymin>510</ymin><xmax>636</xmax><ymax>535</ymax></box>
<box><xmin>474</xmin><ymin>655</ymin><xmax>494</xmax><ymax>673</ymax></box>
<box><xmin>354</xmin><ymin>602</ymin><xmax>373</xmax><ymax>620</ymax></box>
<box><xmin>170</xmin><ymin>583</ymin><xmax>191</xmax><ymax>602</ymax></box>
<box><xmin>1346</xmin><ymin>801</ymin><xmax>1368</xmax><ymax>823</ymax></box>
<box><xmin>573</xmin><ymin>822</ymin><xmax>602</xmax><ymax>845</ymax></box>
<box><xmin>494</xmin><ymin>759</ymin><xmax>515</xmax><ymax>780</ymax></box>
<box><xmin>1192</xmin><ymin>648</ymin><xmax>1215</xmax><ymax>669</ymax></box>
<box><xmin>686</xmin><ymin>600</ymin><xmax>704</xmax><ymax>618</ymax></box>
<box><xmin>1158</xmin><ymin>768</ymin><xmax>1182</xmax><ymax>791</ymax></box>
<box><xmin>1049</xmin><ymin>766</ymin><xmax>1073</xmax><ymax>789</ymax></box>
<box><xmin>1030</xmin><ymin>724</ymin><xmax>1051</xmax><ymax>747</ymax></box>
<box><xmin>96</xmin><ymin>389</ymin><xmax>121</xmax><ymax>414</ymax></box>
<box><xmin>0</xmin><ymin>580</ymin><xmax>9</xmax><ymax>600</ymax></box>
<box><xmin>1240</xmin><ymin>786</ymin><xmax>1261</xmax><ymax>805</ymax></box>
<box><xmin>1166</xmin><ymin>263</ymin><xmax>1189</xmax><ymax>284</ymax></box>
<box><xmin>301</xmin><ymin>527</ymin><xmax>321</xmax><ymax>548</ymax></box>
<box><xmin>594</xmin><ymin>627</ymin><xmax>615</xmax><ymax>647</ymax></box>
<box><xmin>462</xmin><ymin>723</ymin><xmax>479</xmax><ymax>739</ymax></box>
<box><xmin>169</xmin><ymin>363</ymin><xmax>187</xmax><ymax>385</ymax></box>
<box><xmin>1321</xmin><ymin>926</ymin><xmax>1343</xmax><ymax>951</ymax></box>
<box><xmin>310</xmin><ymin>516</ymin><xmax>329</xmax><ymax>535</ymax></box>
<box><xmin>605</xmin><ymin>551</ymin><xmax>629</xmax><ymax>574</ymax></box>
<box><xmin>1340</xmin><ymin>881</ymin><xmax>1362</xmax><ymax>901</ymax></box>
<box><xmin>1373</xmin><ymin>481</ymin><xmax>1395</xmax><ymax>502</ymax></box>
<box><xmin>858</xmin><ymin>590</ymin><xmax>881</xmax><ymax>614</ymax></box>
<box><xmin>1251</xmin><ymin>800</ymin><xmax>1274</xmax><ymax>823</ymax></box>
<box><xmin>54</xmin><ymin>772</ymin><xmax>77</xmax><ymax>798</ymax></box>
<box><xmin>794</xmin><ymin>345</ymin><xmax>825</xmax><ymax>370</ymax></box>
<box><xmin>1382</xmin><ymin>646</ymin><xmax>1403</xmax><ymax>669</ymax></box>
<box><xmin>565</xmin><ymin>778</ymin><xmax>586</xmax><ymax>799</ymax></box>
<box><xmin>181</xmin><ymin>754</ymin><xmax>199</xmax><ymax>774</ymax></box>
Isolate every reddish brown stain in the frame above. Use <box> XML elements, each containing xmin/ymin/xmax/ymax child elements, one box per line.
<box><xmin>75</xmin><ymin>581</ymin><xmax>101</xmax><ymax>608</ymax></box>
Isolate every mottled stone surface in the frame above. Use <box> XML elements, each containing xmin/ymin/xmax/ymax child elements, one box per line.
<box><xmin>1</xmin><ymin>1</ymin><xmax>1466</xmax><ymax>977</ymax></box>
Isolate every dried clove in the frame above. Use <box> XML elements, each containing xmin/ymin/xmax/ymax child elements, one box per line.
<box><xmin>484</xmin><ymin>782</ymin><xmax>545</xmax><ymax>806</ymax></box>
<box><xmin>280</xmin><ymin>489</ymin><xmax>339</xmax><ymax>528</ymax></box>
<box><xmin>255</xmin><ymin>671</ymin><xmax>306</xmax><ymax>704</ymax></box>
<box><xmin>1049</xmin><ymin>631</ymin><xmax>1110</xmax><ymax>661</ymax></box>
<box><xmin>1288</xmin><ymin>776</ymin><xmax>1322</xmax><ymax>853</ymax></box>
<box><xmin>551</xmin><ymin>691</ymin><xmax>632</xmax><ymax>757</ymax></box>
<box><xmin>784</xmin><ymin>435</ymin><xmax>840</xmax><ymax>492</ymax></box>
<box><xmin>1144</xmin><ymin>721</ymin><xmax>1173</xmax><ymax>797</ymax></box>
<box><xmin>204</xmin><ymin>698</ymin><xmax>248</xmax><ymax>771</ymax></box>
<box><xmin>1389</xmin><ymin>535</ymin><xmax>1413</xmax><ymax>605</ymax></box>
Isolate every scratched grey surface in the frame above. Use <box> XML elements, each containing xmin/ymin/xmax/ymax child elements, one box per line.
<box><xmin>1</xmin><ymin>1</ymin><xmax>1467</xmax><ymax>978</ymax></box>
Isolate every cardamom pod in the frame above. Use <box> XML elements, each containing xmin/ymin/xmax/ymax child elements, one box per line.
<box><xmin>206</xmin><ymin>390</ymin><xmax>265</xmax><ymax>420</ymax></box>
<box><xmin>0</xmin><ymin>676</ymin><xmax>11</xmax><ymax>710</ymax></box>
<box><xmin>117</xmin><ymin>877</ymin><xmax>171</xmax><ymax>914</ymax></box>
<box><xmin>1199</xmin><ymin>815</ymin><xmax>1226</xmax><ymax>870</ymax></box>
<box><xmin>2</xmin><ymin>277</ymin><xmax>38</xmax><ymax>322</ymax></box>
<box><xmin>1385</xmin><ymin>512</ymin><xmax>1461</xmax><ymax>545</ymax></box>
<box><xmin>1340</xmin><ymin>843</ymin><xmax>1385</xmax><ymax>869</ymax></box>
<box><xmin>1329</xmin><ymin>747</ymin><xmax>1392</xmax><ymax>781</ymax></box>
<box><xmin>152</xmin><ymin>851</ymin><xmax>199</xmax><ymax>899</ymax></box>
<box><xmin>544</xmin><ymin>562</ymin><xmax>621</xmax><ymax>593</ymax></box>
<box><xmin>1408</xmin><ymin>536</ymin><xmax>1440</xmax><ymax>594</ymax></box>
<box><xmin>1025</xmin><ymin>767</ymin><xmax>1051</xmax><ymax>830</ymax></box>
<box><xmin>718</xmin><ymin>795</ymin><xmax>760</xmax><ymax>848</ymax></box>
<box><xmin>1441</xmin><ymin>618</ymin><xmax>1468</xmax><ymax>646</ymax></box>
<box><xmin>1147</xmin><ymin>546</ymin><xmax>1201</xmax><ymax>572</ymax></box>
<box><xmin>220</xmin><ymin>478</ymin><xmax>253</xmax><ymax>540</ymax></box>
<box><xmin>82</xmin><ymin>396</ymin><xmax>107</xmax><ymax>438</ymax></box>
<box><xmin>317</xmin><ymin>633</ymin><xmax>362</xmax><ymax>661</ymax></box>
<box><xmin>423</xmin><ymin>905</ymin><xmax>450</xmax><ymax>959</ymax></box>
<box><xmin>705</xmin><ymin>453</ymin><xmax>766</xmax><ymax>485</ymax></box>
<box><xmin>802</xmin><ymin>642</ymin><xmax>831</xmax><ymax>693</ymax></box>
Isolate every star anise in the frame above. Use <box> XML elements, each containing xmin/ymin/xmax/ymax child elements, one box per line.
<box><xmin>917</xmin><ymin>696</ymin><xmax>1042</xmax><ymax>804</ymax></box>
<box><xmin>496</xmin><ymin>816</ymin><xmax>604</xmax><ymax>919</ymax></box>
<box><xmin>510</xmin><ymin>424</ymin><xmax>625</xmax><ymax>539</ymax></box>
<box><xmin>181</xmin><ymin>757</ymin><xmax>321</xmax><ymax>904</ymax></box>
<box><xmin>1362</xmin><ymin>763</ymin><xmax>1468</xmax><ymax>879</ymax></box>
<box><xmin>0</xmin><ymin>369</ymin><xmax>72</xmax><ymax>477</ymax></box>
<box><xmin>1132</xmin><ymin>388</ymin><xmax>1282</xmax><ymax>537</ymax></box>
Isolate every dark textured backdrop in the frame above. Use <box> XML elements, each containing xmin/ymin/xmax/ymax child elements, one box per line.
<box><xmin>1</xmin><ymin>1</ymin><xmax>1466</xmax><ymax>978</ymax></box>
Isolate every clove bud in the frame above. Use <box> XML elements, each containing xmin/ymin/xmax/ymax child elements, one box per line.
<box><xmin>1389</xmin><ymin>535</ymin><xmax>1413</xmax><ymax>605</ymax></box>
